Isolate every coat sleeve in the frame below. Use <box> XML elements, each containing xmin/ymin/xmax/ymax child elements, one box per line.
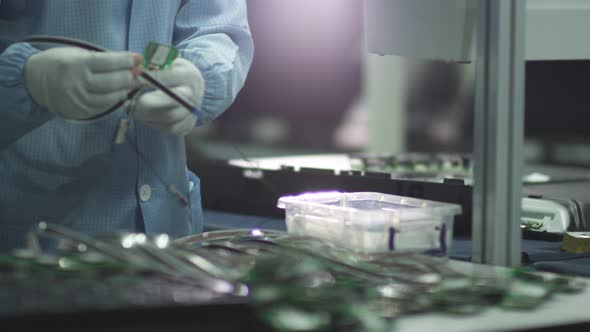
<box><xmin>172</xmin><ymin>0</ymin><xmax>254</xmax><ymax>125</ymax></box>
<box><xmin>0</xmin><ymin>42</ymin><xmax>54</xmax><ymax>149</ymax></box>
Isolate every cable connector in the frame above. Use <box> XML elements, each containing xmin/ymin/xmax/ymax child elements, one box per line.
<box><xmin>113</xmin><ymin>117</ymin><xmax>129</xmax><ymax>145</ymax></box>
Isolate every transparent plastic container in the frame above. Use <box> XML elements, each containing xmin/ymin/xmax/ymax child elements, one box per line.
<box><xmin>277</xmin><ymin>191</ymin><xmax>462</xmax><ymax>255</ymax></box>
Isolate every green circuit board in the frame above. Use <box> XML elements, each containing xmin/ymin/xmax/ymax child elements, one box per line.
<box><xmin>143</xmin><ymin>41</ymin><xmax>178</xmax><ymax>70</ymax></box>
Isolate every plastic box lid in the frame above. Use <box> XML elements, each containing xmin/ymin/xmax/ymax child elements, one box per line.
<box><xmin>278</xmin><ymin>191</ymin><xmax>462</xmax><ymax>224</ymax></box>
<box><xmin>277</xmin><ymin>191</ymin><xmax>463</xmax><ymax>253</ymax></box>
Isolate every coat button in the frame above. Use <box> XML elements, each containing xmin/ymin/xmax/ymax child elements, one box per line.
<box><xmin>139</xmin><ymin>184</ymin><xmax>152</xmax><ymax>202</ymax></box>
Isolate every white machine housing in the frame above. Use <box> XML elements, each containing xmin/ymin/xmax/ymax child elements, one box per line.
<box><xmin>366</xmin><ymin>0</ymin><xmax>476</xmax><ymax>62</ymax></box>
<box><xmin>366</xmin><ymin>0</ymin><xmax>590</xmax><ymax>62</ymax></box>
<box><xmin>522</xmin><ymin>197</ymin><xmax>571</xmax><ymax>234</ymax></box>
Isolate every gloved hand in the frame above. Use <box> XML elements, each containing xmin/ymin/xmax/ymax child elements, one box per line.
<box><xmin>25</xmin><ymin>47</ymin><xmax>142</xmax><ymax>120</ymax></box>
<box><xmin>133</xmin><ymin>58</ymin><xmax>204</xmax><ymax>136</ymax></box>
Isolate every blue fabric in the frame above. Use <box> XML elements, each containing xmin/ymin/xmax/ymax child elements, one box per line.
<box><xmin>0</xmin><ymin>0</ymin><xmax>254</xmax><ymax>251</ymax></box>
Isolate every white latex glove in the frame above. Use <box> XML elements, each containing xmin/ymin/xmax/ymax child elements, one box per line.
<box><xmin>133</xmin><ymin>58</ymin><xmax>204</xmax><ymax>136</ymax></box>
<box><xmin>25</xmin><ymin>47</ymin><xmax>142</xmax><ymax>120</ymax></box>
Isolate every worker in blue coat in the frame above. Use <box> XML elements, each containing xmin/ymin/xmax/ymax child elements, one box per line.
<box><xmin>0</xmin><ymin>0</ymin><xmax>254</xmax><ymax>251</ymax></box>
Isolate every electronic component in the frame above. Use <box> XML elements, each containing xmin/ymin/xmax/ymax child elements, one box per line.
<box><xmin>561</xmin><ymin>232</ymin><xmax>590</xmax><ymax>254</ymax></box>
<box><xmin>348</xmin><ymin>153</ymin><xmax>473</xmax><ymax>182</ymax></box>
<box><xmin>114</xmin><ymin>40</ymin><xmax>177</xmax><ymax>144</ymax></box>
<box><xmin>143</xmin><ymin>41</ymin><xmax>178</xmax><ymax>70</ymax></box>
<box><xmin>521</xmin><ymin>197</ymin><xmax>571</xmax><ymax>234</ymax></box>
<box><xmin>21</xmin><ymin>36</ymin><xmax>192</xmax><ymax>207</ymax></box>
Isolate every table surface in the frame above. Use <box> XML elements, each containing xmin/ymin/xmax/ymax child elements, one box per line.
<box><xmin>203</xmin><ymin>210</ymin><xmax>590</xmax><ymax>277</ymax></box>
<box><xmin>396</xmin><ymin>261</ymin><xmax>590</xmax><ymax>332</ymax></box>
<box><xmin>203</xmin><ymin>210</ymin><xmax>590</xmax><ymax>332</ymax></box>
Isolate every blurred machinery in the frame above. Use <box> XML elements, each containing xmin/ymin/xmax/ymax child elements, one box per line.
<box><xmin>193</xmin><ymin>0</ymin><xmax>590</xmax><ymax>268</ymax></box>
<box><xmin>194</xmin><ymin>152</ymin><xmax>590</xmax><ymax>240</ymax></box>
<box><xmin>364</xmin><ymin>0</ymin><xmax>590</xmax><ymax>266</ymax></box>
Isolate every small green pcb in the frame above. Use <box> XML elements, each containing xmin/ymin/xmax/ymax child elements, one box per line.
<box><xmin>143</xmin><ymin>41</ymin><xmax>178</xmax><ymax>70</ymax></box>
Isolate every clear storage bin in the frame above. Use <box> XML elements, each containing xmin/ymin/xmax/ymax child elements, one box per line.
<box><xmin>277</xmin><ymin>191</ymin><xmax>462</xmax><ymax>255</ymax></box>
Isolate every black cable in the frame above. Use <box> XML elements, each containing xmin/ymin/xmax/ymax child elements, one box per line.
<box><xmin>124</xmin><ymin>128</ymin><xmax>189</xmax><ymax>206</ymax></box>
<box><xmin>88</xmin><ymin>88</ymin><xmax>140</xmax><ymax>120</ymax></box>
<box><xmin>21</xmin><ymin>35</ymin><xmax>281</xmax><ymax>204</ymax></box>
<box><xmin>23</xmin><ymin>36</ymin><xmax>105</xmax><ymax>52</ymax></box>
<box><xmin>140</xmin><ymin>71</ymin><xmax>195</xmax><ymax>112</ymax></box>
<box><xmin>21</xmin><ymin>36</ymin><xmax>196</xmax><ymax>205</ymax></box>
<box><xmin>21</xmin><ymin>35</ymin><xmax>197</xmax><ymax>115</ymax></box>
<box><xmin>230</xmin><ymin>142</ymin><xmax>279</xmax><ymax>196</ymax></box>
